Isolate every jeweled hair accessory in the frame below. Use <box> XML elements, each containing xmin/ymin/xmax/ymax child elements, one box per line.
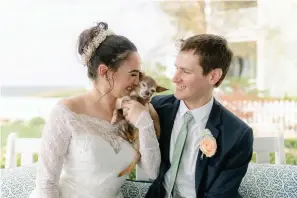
<box><xmin>82</xmin><ymin>23</ymin><xmax>114</xmax><ymax>65</ymax></box>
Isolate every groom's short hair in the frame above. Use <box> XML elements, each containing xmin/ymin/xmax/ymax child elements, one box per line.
<box><xmin>180</xmin><ymin>34</ymin><xmax>233</xmax><ymax>87</ymax></box>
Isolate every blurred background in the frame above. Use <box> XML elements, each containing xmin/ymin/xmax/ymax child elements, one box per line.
<box><xmin>1</xmin><ymin>0</ymin><xmax>296</xmax><ymax>170</ymax></box>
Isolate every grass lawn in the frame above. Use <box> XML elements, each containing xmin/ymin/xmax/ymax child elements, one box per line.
<box><xmin>1</xmin><ymin>122</ymin><xmax>43</xmax><ymax>146</ymax></box>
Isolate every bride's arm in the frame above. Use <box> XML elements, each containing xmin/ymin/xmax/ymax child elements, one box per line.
<box><xmin>135</xmin><ymin>110</ymin><xmax>161</xmax><ymax>180</ymax></box>
<box><xmin>35</xmin><ymin>104</ymin><xmax>72</xmax><ymax>198</ymax></box>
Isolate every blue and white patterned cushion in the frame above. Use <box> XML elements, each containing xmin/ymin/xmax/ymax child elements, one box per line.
<box><xmin>1</xmin><ymin>163</ymin><xmax>297</xmax><ymax>198</ymax></box>
<box><xmin>239</xmin><ymin>163</ymin><xmax>297</xmax><ymax>198</ymax></box>
<box><xmin>0</xmin><ymin>166</ymin><xmax>36</xmax><ymax>198</ymax></box>
<box><xmin>121</xmin><ymin>180</ymin><xmax>152</xmax><ymax>198</ymax></box>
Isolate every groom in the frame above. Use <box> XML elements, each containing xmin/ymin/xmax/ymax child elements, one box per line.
<box><xmin>145</xmin><ymin>34</ymin><xmax>254</xmax><ymax>198</ymax></box>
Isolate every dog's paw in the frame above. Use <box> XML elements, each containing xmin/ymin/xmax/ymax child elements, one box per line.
<box><xmin>110</xmin><ymin>118</ymin><xmax>117</xmax><ymax>125</ymax></box>
<box><xmin>120</xmin><ymin>96</ymin><xmax>132</xmax><ymax>107</ymax></box>
<box><xmin>110</xmin><ymin>110</ymin><xmax>118</xmax><ymax>124</ymax></box>
<box><xmin>111</xmin><ymin>109</ymin><xmax>125</xmax><ymax>125</ymax></box>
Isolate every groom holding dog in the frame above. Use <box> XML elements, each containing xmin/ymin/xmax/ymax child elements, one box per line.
<box><xmin>146</xmin><ymin>34</ymin><xmax>254</xmax><ymax>198</ymax></box>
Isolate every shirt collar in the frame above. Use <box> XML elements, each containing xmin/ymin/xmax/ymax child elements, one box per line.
<box><xmin>178</xmin><ymin>97</ymin><xmax>214</xmax><ymax>123</ymax></box>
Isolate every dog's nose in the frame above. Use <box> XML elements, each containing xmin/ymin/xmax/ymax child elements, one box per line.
<box><xmin>145</xmin><ymin>91</ymin><xmax>150</xmax><ymax>96</ymax></box>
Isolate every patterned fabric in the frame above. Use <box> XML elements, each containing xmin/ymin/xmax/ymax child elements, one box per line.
<box><xmin>239</xmin><ymin>163</ymin><xmax>297</xmax><ymax>198</ymax></box>
<box><xmin>1</xmin><ymin>163</ymin><xmax>297</xmax><ymax>198</ymax></box>
<box><xmin>121</xmin><ymin>180</ymin><xmax>152</xmax><ymax>198</ymax></box>
<box><xmin>0</xmin><ymin>166</ymin><xmax>36</xmax><ymax>198</ymax></box>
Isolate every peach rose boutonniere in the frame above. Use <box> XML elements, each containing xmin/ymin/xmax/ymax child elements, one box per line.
<box><xmin>199</xmin><ymin>129</ymin><xmax>217</xmax><ymax>159</ymax></box>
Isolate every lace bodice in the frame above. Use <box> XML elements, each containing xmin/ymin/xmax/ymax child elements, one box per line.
<box><xmin>30</xmin><ymin>102</ymin><xmax>160</xmax><ymax>198</ymax></box>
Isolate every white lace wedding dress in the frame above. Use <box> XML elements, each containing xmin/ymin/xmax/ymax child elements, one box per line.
<box><xmin>29</xmin><ymin>103</ymin><xmax>160</xmax><ymax>198</ymax></box>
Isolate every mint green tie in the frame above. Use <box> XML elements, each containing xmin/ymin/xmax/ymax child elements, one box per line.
<box><xmin>168</xmin><ymin>112</ymin><xmax>194</xmax><ymax>196</ymax></box>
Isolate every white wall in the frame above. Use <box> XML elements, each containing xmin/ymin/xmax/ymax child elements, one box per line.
<box><xmin>257</xmin><ymin>0</ymin><xmax>297</xmax><ymax>97</ymax></box>
<box><xmin>207</xmin><ymin>2</ymin><xmax>297</xmax><ymax>97</ymax></box>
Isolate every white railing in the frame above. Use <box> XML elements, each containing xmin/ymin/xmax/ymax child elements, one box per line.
<box><xmin>4</xmin><ymin>133</ymin><xmax>151</xmax><ymax>180</ymax></box>
<box><xmin>5</xmin><ymin>133</ymin><xmax>40</xmax><ymax>168</ymax></box>
<box><xmin>5</xmin><ymin>132</ymin><xmax>286</xmax><ymax>180</ymax></box>
<box><xmin>220</xmin><ymin>100</ymin><xmax>297</xmax><ymax>138</ymax></box>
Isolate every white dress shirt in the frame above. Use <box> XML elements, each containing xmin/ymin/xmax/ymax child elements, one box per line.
<box><xmin>163</xmin><ymin>97</ymin><xmax>214</xmax><ymax>198</ymax></box>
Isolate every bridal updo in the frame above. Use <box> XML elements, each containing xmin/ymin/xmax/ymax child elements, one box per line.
<box><xmin>78</xmin><ymin>22</ymin><xmax>138</xmax><ymax>80</ymax></box>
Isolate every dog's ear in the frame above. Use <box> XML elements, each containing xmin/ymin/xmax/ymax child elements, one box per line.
<box><xmin>156</xmin><ymin>85</ymin><xmax>169</xmax><ymax>93</ymax></box>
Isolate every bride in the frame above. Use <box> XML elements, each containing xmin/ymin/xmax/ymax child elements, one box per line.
<box><xmin>29</xmin><ymin>22</ymin><xmax>160</xmax><ymax>198</ymax></box>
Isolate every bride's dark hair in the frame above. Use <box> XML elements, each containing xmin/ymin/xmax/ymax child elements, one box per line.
<box><xmin>78</xmin><ymin>22</ymin><xmax>138</xmax><ymax>80</ymax></box>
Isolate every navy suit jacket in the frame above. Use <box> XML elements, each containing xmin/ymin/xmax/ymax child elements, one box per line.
<box><xmin>145</xmin><ymin>95</ymin><xmax>254</xmax><ymax>198</ymax></box>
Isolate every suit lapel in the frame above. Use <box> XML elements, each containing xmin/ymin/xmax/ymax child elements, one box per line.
<box><xmin>195</xmin><ymin>99</ymin><xmax>221</xmax><ymax>194</ymax></box>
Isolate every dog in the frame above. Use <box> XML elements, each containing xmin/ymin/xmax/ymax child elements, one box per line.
<box><xmin>111</xmin><ymin>73</ymin><xmax>168</xmax><ymax>177</ymax></box>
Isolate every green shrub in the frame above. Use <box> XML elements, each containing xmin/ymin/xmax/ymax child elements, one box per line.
<box><xmin>11</xmin><ymin>119</ymin><xmax>24</xmax><ymax>125</ymax></box>
<box><xmin>128</xmin><ymin>168</ymin><xmax>136</xmax><ymax>180</ymax></box>
<box><xmin>28</xmin><ymin>117</ymin><xmax>45</xmax><ymax>126</ymax></box>
<box><xmin>0</xmin><ymin>155</ymin><xmax>5</xmax><ymax>169</ymax></box>
<box><xmin>285</xmin><ymin>139</ymin><xmax>297</xmax><ymax>149</ymax></box>
<box><xmin>0</xmin><ymin>123</ymin><xmax>43</xmax><ymax>146</ymax></box>
<box><xmin>0</xmin><ymin>153</ymin><xmax>39</xmax><ymax>168</ymax></box>
<box><xmin>251</xmin><ymin>151</ymin><xmax>297</xmax><ymax>165</ymax></box>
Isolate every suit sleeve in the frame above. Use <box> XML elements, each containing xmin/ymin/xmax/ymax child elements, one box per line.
<box><xmin>150</xmin><ymin>96</ymin><xmax>159</xmax><ymax>108</ymax></box>
<box><xmin>205</xmin><ymin>127</ymin><xmax>254</xmax><ymax>198</ymax></box>
<box><xmin>150</xmin><ymin>96</ymin><xmax>164</xmax><ymax>145</ymax></box>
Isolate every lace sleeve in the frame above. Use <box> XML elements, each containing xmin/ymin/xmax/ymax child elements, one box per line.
<box><xmin>135</xmin><ymin>111</ymin><xmax>161</xmax><ymax>179</ymax></box>
<box><xmin>35</xmin><ymin>104</ymin><xmax>72</xmax><ymax>198</ymax></box>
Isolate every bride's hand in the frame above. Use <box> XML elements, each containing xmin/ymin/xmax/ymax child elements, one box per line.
<box><xmin>121</xmin><ymin>100</ymin><xmax>148</xmax><ymax>126</ymax></box>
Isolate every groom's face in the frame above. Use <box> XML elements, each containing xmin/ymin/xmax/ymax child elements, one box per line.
<box><xmin>172</xmin><ymin>50</ymin><xmax>214</xmax><ymax>103</ymax></box>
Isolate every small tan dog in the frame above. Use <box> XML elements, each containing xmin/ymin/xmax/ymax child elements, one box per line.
<box><xmin>111</xmin><ymin>73</ymin><xmax>168</xmax><ymax>177</ymax></box>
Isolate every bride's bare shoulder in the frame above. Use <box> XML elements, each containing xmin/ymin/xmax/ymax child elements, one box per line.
<box><xmin>59</xmin><ymin>95</ymin><xmax>86</xmax><ymax>114</ymax></box>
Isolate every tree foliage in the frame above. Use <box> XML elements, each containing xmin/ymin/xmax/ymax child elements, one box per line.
<box><xmin>159</xmin><ymin>1</ymin><xmax>207</xmax><ymax>37</ymax></box>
